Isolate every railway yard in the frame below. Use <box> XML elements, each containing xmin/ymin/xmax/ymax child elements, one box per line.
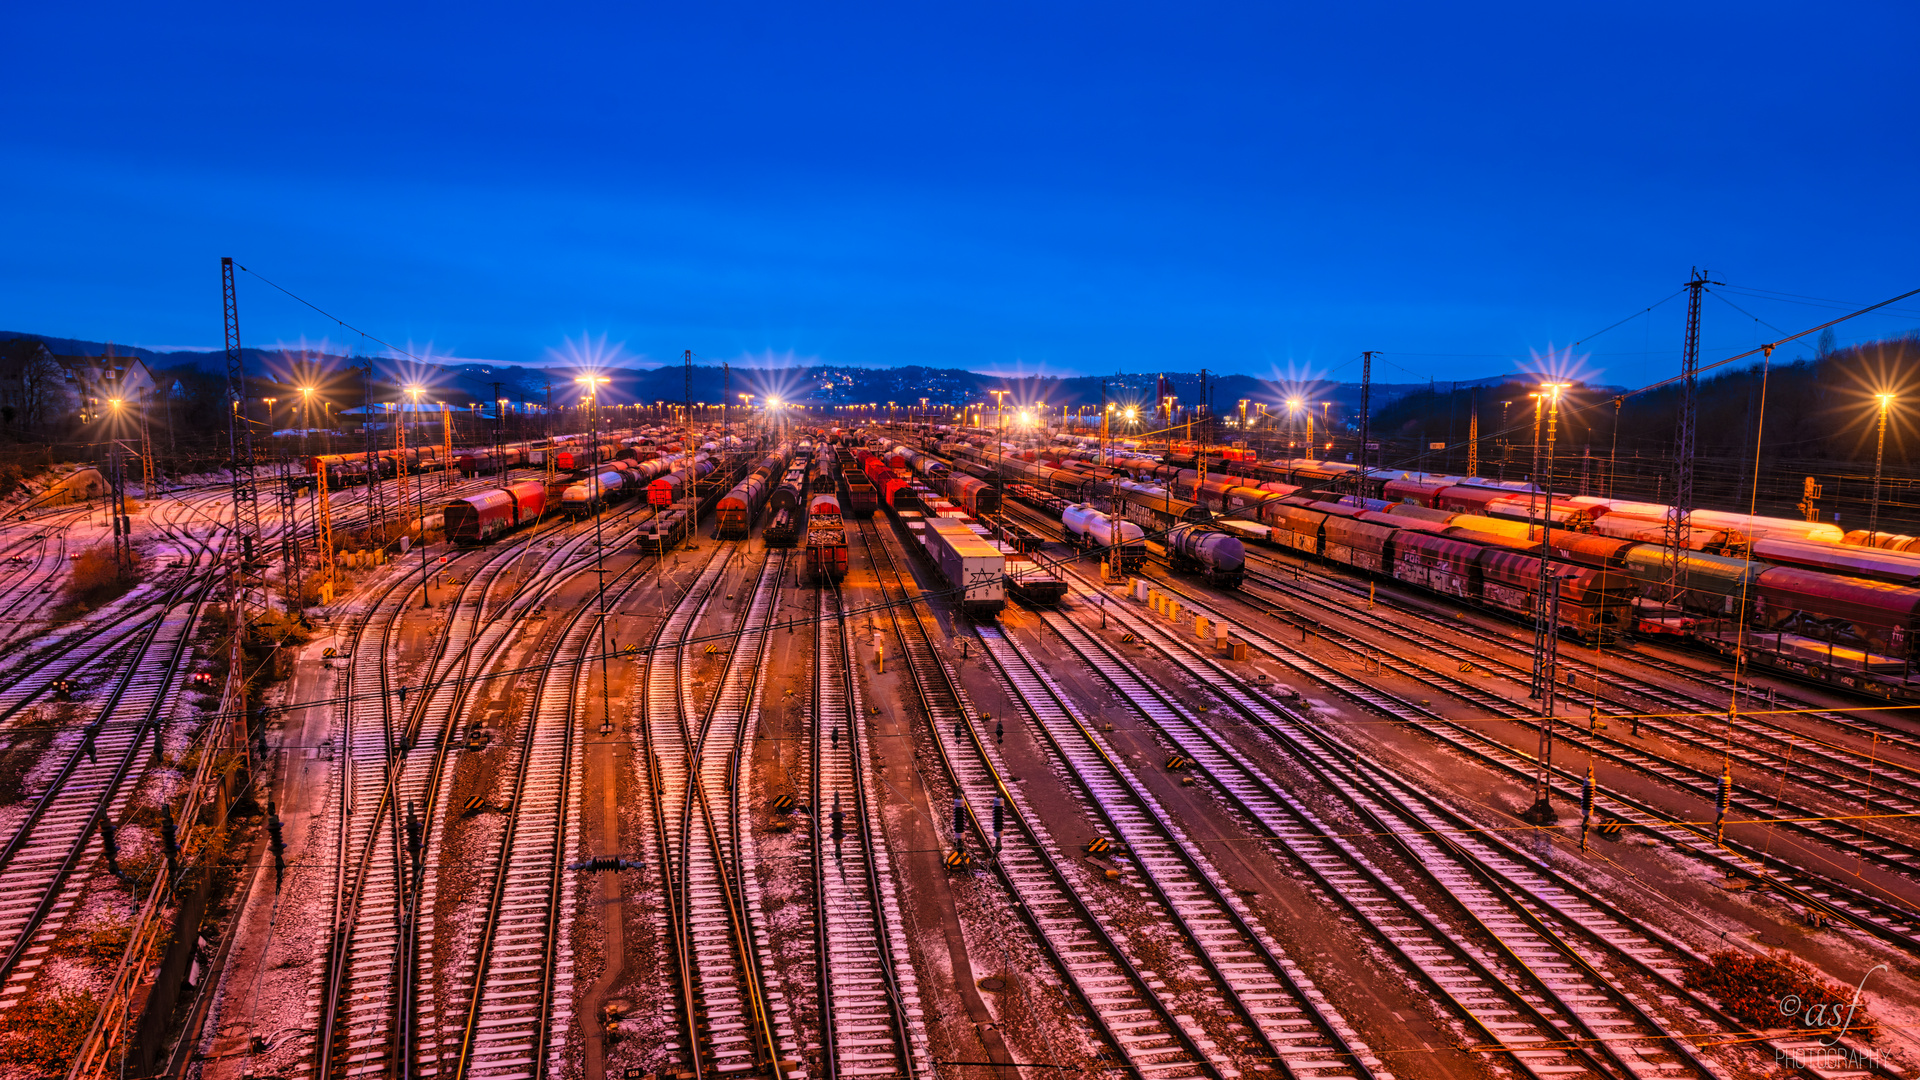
<box><xmin>1</xmin><ymin>420</ymin><xmax>1917</xmax><ymax>1080</ymax></box>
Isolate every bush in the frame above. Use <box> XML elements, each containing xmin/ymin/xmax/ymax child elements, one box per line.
<box><xmin>63</xmin><ymin>543</ymin><xmax>138</xmax><ymax>610</ymax></box>
<box><xmin>0</xmin><ymin>989</ymin><xmax>100</xmax><ymax>1070</ymax></box>
<box><xmin>58</xmin><ymin>920</ymin><xmax>133</xmax><ymax>965</ymax></box>
<box><xmin>1685</xmin><ymin>950</ymin><xmax>1878</xmax><ymax>1039</ymax></box>
<box><xmin>0</xmin><ymin>463</ymin><xmax>25</xmax><ymax>499</ymax></box>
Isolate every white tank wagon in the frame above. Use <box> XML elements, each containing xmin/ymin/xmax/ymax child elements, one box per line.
<box><xmin>1062</xmin><ymin>503</ymin><xmax>1147</xmax><ymax>572</ymax></box>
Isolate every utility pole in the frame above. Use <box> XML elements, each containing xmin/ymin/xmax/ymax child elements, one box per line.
<box><xmin>1358</xmin><ymin>351</ymin><xmax>1376</xmax><ymax>494</ymax></box>
<box><xmin>107</xmin><ymin>427</ymin><xmax>132</xmax><ymax>579</ymax></box>
<box><xmin>1197</xmin><ymin>368</ymin><xmax>1208</xmax><ymax>495</ymax></box>
<box><xmin>544</xmin><ymin>380</ymin><xmax>555</xmax><ymax>488</ymax></box>
<box><xmin>492</xmin><ymin>380</ymin><xmax>505</xmax><ymax>464</ymax></box>
<box><xmin>1663</xmin><ymin>268</ymin><xmax>1719</xmax><ymax>607</ymax></box>
<box><xmin>441</xmin><ymin>401</ymin><xmax>452</xmax><ymax>491</ymax></box>
<box><xmin>683</xmin><ymin>350</ymin><xmax>695</xmax><ymax>512</ymax></box>
<box><xmin>220</xmin><ymin>258</ymin><xmax>263</xmax><ymax>579</ymax></box>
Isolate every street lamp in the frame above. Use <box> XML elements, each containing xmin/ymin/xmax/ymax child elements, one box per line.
<box><xmin>1872</xmin><ymin>393</ymin><xmax>1896</xmax><ymax>546</ymax></box>
<box><xmin>1523</xmin><ymin>381</ymin><xmax>1570</xmax><ymax>826</ymax></box>
<box><xmin>400</xmin><ymin>384</ymin><xmax>431</xmax><ymax>606</ymax></box>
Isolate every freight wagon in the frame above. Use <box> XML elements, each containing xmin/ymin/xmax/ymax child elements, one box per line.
<box><xmin>443</xmin><ymin>479</ymin><xmax>550</xmax><ymax>545</ymax></box>
<box><xmin>806</xmin><ymin>514</ymin><xmax>849</xmax><ymax>583</ymax></box>
<box><xmin>921</xmin><ymin>518</ymin><xmax>1006</xmax><ymax>617</ymax></box>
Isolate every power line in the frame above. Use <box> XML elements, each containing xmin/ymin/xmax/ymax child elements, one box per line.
<box><xmin>233</xmin><ymin>264</ymin><xmax>434</xmax><ymax>367</ymax></box>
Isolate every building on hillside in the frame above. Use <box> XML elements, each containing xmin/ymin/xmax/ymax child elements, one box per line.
<box><xmin>56</xmin><ymin>353</ymin><xmax>158</xmax><ymax>425</ymax></box>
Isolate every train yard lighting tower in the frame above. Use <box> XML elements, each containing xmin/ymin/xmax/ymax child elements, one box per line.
<box><xmin>1871</xmin><ymin>393</ymin><xmax>1896</xmax><ymax>546</ymax></box>
<box><xmin>403</xmin><ymin>384</ymin><xmax>432</xmax><ymax>607</ymax></box>
<box><xmin>1523</xmin><ymin>381</ymin><xmax>1569</xmax><ymax>826</ymax></box>
<box><xmin>105</xmin><ymin>398</ymin><xmax>133</xmax><ymax>579</ymax></box>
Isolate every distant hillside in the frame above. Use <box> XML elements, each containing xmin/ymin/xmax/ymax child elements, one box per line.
<box><xmin>0</xmin><ymin>329</ymin><xmax>1540</xmax><ymax>420</ymax></box>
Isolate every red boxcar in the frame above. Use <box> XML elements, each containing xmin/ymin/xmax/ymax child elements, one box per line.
<box><xmin>446</xmin><ymin>490</ymin><xmax>516</xmax><ymax>545</ymax></box>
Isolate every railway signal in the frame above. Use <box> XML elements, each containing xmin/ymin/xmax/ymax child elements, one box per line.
<box><xmin>159</xmin><ymin>804</ymin><xmax>179</xmax><ymax>872</ymax></box>
<box><xmin>462</xmin><ymin>795</ymin><xmax>486</xmax><ymax>816</ymax></box>
<box><xmin>267</xmin><ymin>802</ymin><xmax>287</xmax><ymax>888</ymax></box>
<box><xmin>952</xmin><ymin>796</ymin><xmax>966</xmax><ymax>840</ymax></box>
<box><xmin>98</xmin><ymin>818</ymin><xmax>123</xmax><ymax>879</ymax></box>
<box><xmin>771</xmin><ymin>793</ymin><xmax>795</xmax><ymax>814</ymax></box>
<box><xmin>405</xmin><ymin>802</ymin><xmax>423</xmax><ymax>867</ymax></box>
<box><xmin>1597</xmin><ymin>819</ymin><xmax>1626</xmax><ymax>839</ymax></box>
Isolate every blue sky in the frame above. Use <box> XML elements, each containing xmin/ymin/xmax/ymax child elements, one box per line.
<box><xmin>4</xmin><ymin>2</ymin><xmax>1917</xmax><ymax>385</ymax></box>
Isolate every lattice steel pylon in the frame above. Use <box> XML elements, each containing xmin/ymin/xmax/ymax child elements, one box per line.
<box><xmin>1663</xmin><ymin>268</ymin><xmax>1720</xmax><ymax>608</ymax></box>
<box><xmin>221</xmin><ymin>258</ymin><xmax>264</xmax><ymax>580</ymax></box>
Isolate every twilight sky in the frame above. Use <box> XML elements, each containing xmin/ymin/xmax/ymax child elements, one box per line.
<box><xmin>4</xmin><ymin>2</ymin><xmax>1917</xmax><ymax>385</ymax></box>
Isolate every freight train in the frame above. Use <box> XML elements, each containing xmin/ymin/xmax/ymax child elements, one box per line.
<box><xmin>763</xmin><ymin>455</ymin><xmax>813</xmax><ymax>547</ymax></box>
<box><xmin>715</xmin><ymin>448</ymin><xmax>791</xmax><ymax>540</ymax></box>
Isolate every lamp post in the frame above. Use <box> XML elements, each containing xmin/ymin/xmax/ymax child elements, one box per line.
<box><xmin>403</xmin><ymin>384</ymin><xmax>431</xmax><ymax>607</ymax></box>
<box><xmin>989</xmin><ymin>390</ymin><xmax>1010</xmax><ymax>488</ymax></box>
<box><xmin>1871</xmin><ymin>393</ymin><xmax>1895</xmax><ymax>546</ymax></box>
<box><xmin>1524</xmin><ymin>381</ymin><xmax>1569</xmax><ymax>825</ymax></box>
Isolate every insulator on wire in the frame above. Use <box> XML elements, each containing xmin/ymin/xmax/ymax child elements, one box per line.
<box><xmin>952</xmin><ymin>796</ymin><xmax>966</xmax><ymax>840</ymax></box>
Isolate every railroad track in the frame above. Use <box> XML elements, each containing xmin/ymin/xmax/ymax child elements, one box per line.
<box><xmin>861</xmin><ymin>517</ymin><xmax>1232</xmax><ymax>1078</ymax></box>
<box><xmin>308</xmin><ymin>504</ymin><xmax>667</xmax><ymax>1078</ymax></box>
<box><xmin>654</xmin><ymin>546</ymin><xmax>797</xmax><ymax>1078</ymax></box>
<box><xmin>811</xmin><ymin>582</ymin><xmax>926</xmax><ymax>1078</ymax></box>
<box><xmin>1220</xmin><ymin>569</ymin><xmax>1920</xmax><ymax>881</ymax></box>
<box><xmin>0</xmin><ymin>512</ymin><xmax>80</xmax><ymax>630</ymax></box>
<box><xmin>640</xmin><ymin>539</ymin><xmax>739</xmax><ymax>1076</ymax></box>
<box><xmin>1242</xmin><ymin>561</ymin><xmax>1920</xmax><ymax>809</ymax></box>
<box><xmin>1124</xmin><ymin>565</ymin><xmax>1920</xmax><ymax>956</ymax></box>
<box><xmin>0</xmin><ymin>578</ymin><xmax>211</xmax><ymax>1007</ymax></box>
<box><xmin>975</xmin><ymin>620</ymin><xmax>1384</xmax><ymax>1078</ymax></box>
<box><xmin>1046</xmin><ymin>571</ymin><xmax>1894</xmax><ymax>1078</ymax></box>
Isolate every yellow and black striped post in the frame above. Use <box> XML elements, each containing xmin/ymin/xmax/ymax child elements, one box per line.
<box><xmin>1713</xmin><ymin>762</ymin><xmax>1732</xmax><ymax>845</ymax></box>
<box><xmin>1580</xmin><ymin>764</ymin><xmax>1594</xmax><ymax>852</ymax></box>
